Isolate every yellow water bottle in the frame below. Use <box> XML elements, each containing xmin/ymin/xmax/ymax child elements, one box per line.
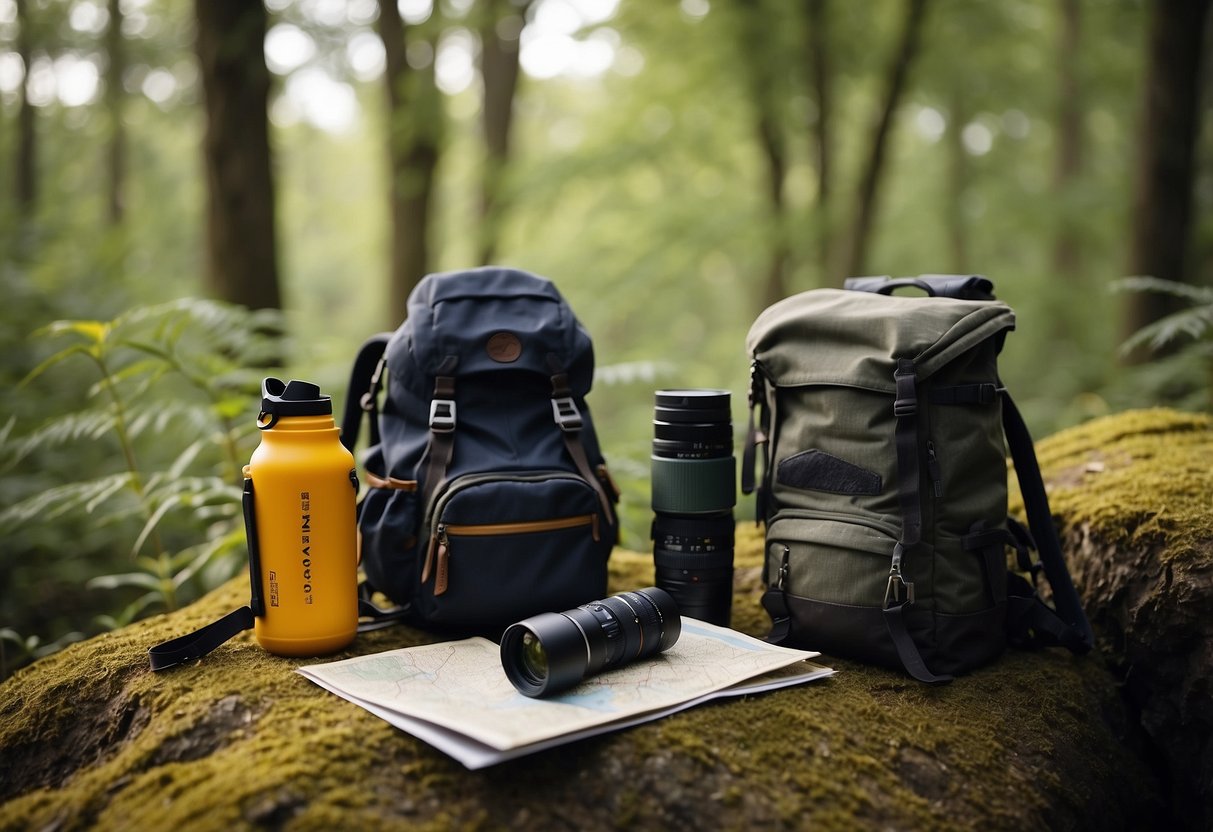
<box><xmin>244</xmin><ymin>377</ymin><xmax>359</xmax><ymax>656</ymax></box>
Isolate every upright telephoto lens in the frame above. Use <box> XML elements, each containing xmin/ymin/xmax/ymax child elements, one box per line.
<box><xmin>500</xmin><ymin>587</ymin><xmax>681</xmax><ymax>697</ymax></box>
<box><xmin>650</xmin><ymin>389</ymin><xmax>736</xmax><ymax>626</ymax></box>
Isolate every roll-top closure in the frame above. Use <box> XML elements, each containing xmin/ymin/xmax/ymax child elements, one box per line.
<box><xmin>747</xmin><ymin>289</ymin><xmax>1016</xmax><ymax>391</ymax></box>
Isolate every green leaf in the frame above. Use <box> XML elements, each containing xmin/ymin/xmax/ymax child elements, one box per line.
<box><xmin>19</xmin><ymin>344</ymin><xmax>95</xmax><ymax>388</ymax></box>
<box><xmin>87</xmin><ymin>571</ymin><xmax>165</xmax><ymax>592</ymax></box>
<box><xmin>131</xmin><ymin>494</ymin><xmax>184</xmax><ymax>557</ymax></box>
<box><xmin>35</xmin><ymin>319</ymin><xmax>112</xmax><ymax>344</ymax></box>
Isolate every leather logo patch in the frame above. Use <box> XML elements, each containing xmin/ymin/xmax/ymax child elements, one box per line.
<box><xmin>486</xmin><ymin>332</ymin><xmax>522</xmax><ymax>363</ymax></box>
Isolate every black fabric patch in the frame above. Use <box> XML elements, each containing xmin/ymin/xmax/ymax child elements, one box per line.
<box><xmin>777</xmin><ymin>449</ymin><xmax>882</xmax><ymax>496</ymax></box>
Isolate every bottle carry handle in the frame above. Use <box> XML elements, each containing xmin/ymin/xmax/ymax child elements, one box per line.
<box><xmin>148</xmin><ymin>477</ymin><xmax>263</xmax><ymax>671</ymax></box>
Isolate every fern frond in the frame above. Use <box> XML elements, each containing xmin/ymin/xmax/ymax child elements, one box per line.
<box><xmin>1120</xmin><ymin>304</ymin><xmax>1213</xmax><ymax>356</ymax></box>
<box><xmin>1112</xmin><ymin>276</ymin><xmax>1213</xmax><ymax>304</ymax></box>
<box><xmin>0</xmin><ymin>473</ymin><xmax>135</xmax><ymax>531</ymax></box>
<box><xmin>0</xmin><ymin>411</ymin><xmax>116</xmax><ymax>470</ymax></box>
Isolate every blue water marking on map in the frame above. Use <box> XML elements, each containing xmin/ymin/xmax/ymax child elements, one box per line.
<box><xmin>550</xmin><ymin>687</ymin><xmax>619</xmax><ymax>712</ymax></box>
<box><xmin>681</xmin><ymin>620</ymin><xmax>763</xmax><ymax>652</ymax></box>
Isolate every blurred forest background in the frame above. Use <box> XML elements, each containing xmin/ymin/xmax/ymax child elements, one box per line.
<box><xmin>2</xmin><ymin>0</ymin><xmax>1211</xmax><ymax>679</ymax></box>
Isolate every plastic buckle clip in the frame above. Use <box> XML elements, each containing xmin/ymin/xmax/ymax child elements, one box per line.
<box><xmin>552</xmin><ymin>396</ymin><xmax>583</xmax><ymax>431</ymax></box>
<box><xmin>893</xmin><ymin>397</ymin><xmax>917</xmax><ymax>417</ymax></box>
<box><xmin>429</xmin><ymin>399</ymin><xmax>456</xmax><ymax>433</ymax></box>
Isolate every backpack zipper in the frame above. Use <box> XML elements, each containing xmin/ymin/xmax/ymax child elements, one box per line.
<box><xmin>926</xmin><ymin>440</ymin><xmax>943</xmax><ymax>498</ymax></box>
<box><xmin>423</xmin><ymin>512</ymin><xmax>601</xmax><ymax>596</ymax></box>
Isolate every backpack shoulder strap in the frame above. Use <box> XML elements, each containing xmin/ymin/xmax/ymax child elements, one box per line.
<box><xmin>341</xmin><ymin>333</ymin><xmax>392</xmax><ymax>453</ymax></box>
<box><xmin>1001</xmin><ymin>393</ymin><xmax>1095</xmax><ymax>653</ymax></box>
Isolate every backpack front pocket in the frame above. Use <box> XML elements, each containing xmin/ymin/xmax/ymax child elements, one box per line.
<box><xmin>417</xmin><ymin>472</ymin><xmax>611</xmax><ymax>630</ymax></box>
<box><xmin>766</xmin><ymin>510</ymin><xmax>900</xmax><ymax>608</ymax></box>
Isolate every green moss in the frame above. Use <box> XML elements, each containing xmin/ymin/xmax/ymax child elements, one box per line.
<box><xmin>1010</xmin><ymin>408</ymin><xmax>1213</xmax><ymax>563</ymax></box>
<box><xmin>5</xmin><ymin>412</ymin><xmax>1192</xmax><ymax>830</ymax></box>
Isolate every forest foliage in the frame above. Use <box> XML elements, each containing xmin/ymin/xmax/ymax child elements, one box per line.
<box><xmin>1</xmin><ymin>0</ymin><xmax>1211</xmax><ymax>678</ymax></box>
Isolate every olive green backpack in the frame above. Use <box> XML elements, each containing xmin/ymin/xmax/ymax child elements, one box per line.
<box><xmin>742</xmin><ymin>275</ymin><xmax>1093</xmax><ymax>683</ymax></box>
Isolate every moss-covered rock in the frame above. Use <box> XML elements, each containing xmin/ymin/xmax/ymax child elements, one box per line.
<box><xmin>1011</xmin><ymin>408</ymin><xmax>1213</xmax><ymax>828</ymax></box>
<box><xmin>5</xmin><ymin>409</ymin><xmax>1207</xmax><ymax>831</ymax></box>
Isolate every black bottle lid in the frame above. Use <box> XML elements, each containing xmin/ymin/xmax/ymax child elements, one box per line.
<box><xmin>258</xmin><ymin>377</ymin><xmax>332</xmax><ymax>429</ymax></box>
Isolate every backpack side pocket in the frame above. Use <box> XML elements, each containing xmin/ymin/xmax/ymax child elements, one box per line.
<box><xmin>358</xmin><ymin>478</ymin><xmax>420</xmax><ymax>609</ymax></box>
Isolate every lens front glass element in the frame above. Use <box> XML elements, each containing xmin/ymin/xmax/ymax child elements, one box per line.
<box><xmin>520</xmin><ymin>630</ymin><xmax>548</xmax><ymax>683</ymax></box>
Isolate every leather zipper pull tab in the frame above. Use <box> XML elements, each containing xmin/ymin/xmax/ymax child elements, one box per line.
<box><xmin>434</xmin><ymin>528</ymin><xmax>450</xmax><ymax>596</ymax></box>
<box><xmin>422</xmin><ymin>524</ymin><xmax>442</xmax><ymax>583</ymax></box>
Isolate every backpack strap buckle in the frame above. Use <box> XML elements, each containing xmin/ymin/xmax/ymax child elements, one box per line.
<box><xmin>429</xmin><ymin>399</ymin><xmax>457</xmax><ymax>433</ymax></box>
<box><xmin>551</xmin><ymin>396</ymin><xmax>583</xmax><ymax>431</ymax></box>
<box><xmin>884</xmin><ymin>572</ymin><xmax>915</xmax><ymax>607</ymax></box>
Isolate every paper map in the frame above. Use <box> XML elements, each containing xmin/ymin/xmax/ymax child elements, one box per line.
<box><xmin>298</xmin><ymin>618</ymin><xmax>834</xmax><ymax>768</ymax></box>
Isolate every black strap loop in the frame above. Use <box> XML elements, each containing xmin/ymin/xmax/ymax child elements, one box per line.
<box><xmin>149</xmin><ymin>607</ymin><xmax>255</xmax><ymax>671</ymax></box>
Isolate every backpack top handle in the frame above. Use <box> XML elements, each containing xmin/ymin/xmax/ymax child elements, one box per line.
<box><xmin>844</xmin><ymin>274</ymin><xmax>996</xmax><ymax>301</ymax></box>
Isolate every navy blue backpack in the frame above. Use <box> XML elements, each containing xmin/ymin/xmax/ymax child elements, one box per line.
<box><xmin>341</xmin><ymin>268</ymin><xmax>618</xmax><ymax>632</ymax></box>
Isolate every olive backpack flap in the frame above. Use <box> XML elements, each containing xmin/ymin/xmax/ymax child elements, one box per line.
<box><xmin>341</xmin><ymin>267</ymin><xmax>619</xmax><ymax>634</ymax></box>
<box><xmin>742</xmin><ymin>275</ymin><xmax>1093</xmax><ymax>683</ymax></box>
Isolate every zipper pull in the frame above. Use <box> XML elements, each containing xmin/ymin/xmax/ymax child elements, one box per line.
<box><xmin>926</xmin><ymin>440</ymin><xmax>943</xmax><ymax>498</ymax></box>
<box><xmin>775</xmin><ymin>545</ymin><xmax>790</xmax><ymax>590</ymax></box>
<box><xmin>433</xmin><ymin>526</ymin><xmax>450</xmax><ymax>596</ymax></box>
<box><xmin>885</xmin><ymin>542</ymin><xmax>915</xmax><ymax>607</ymax></box>
<box><xmin>421</xmin><ymin>523</ymin><xmax>444</xmax><ymax>583</ymax></box>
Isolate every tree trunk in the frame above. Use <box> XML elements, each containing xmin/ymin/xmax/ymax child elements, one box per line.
<box><xmin>1051</xmin><ymin>0</ymin><xmax>1082</xmax><ymax>281</ymax></box>
<box><xmin>105</xmin><ymin>0</ymin><xmax>127</xmax><ymax>226</ymax></box>
<box><xmin>477</xmin><ymin>0</ymin><xmax>530</xmax><ymax>267</ymax></box>
<box><xmin>841</xmin><ymin>0</ymin><xmax>929</xmax><ymax>279</ymax></box>
<box><xmin>378</xmin><ymin>0</ymin><xmax>442</xmax><ymax>325</ymax></box>
<box><xmin>1121</xmin><ymin>0</ymin><xmax>1211</xmax><ymax>360</ymax></box>
<box><xmin>194</xmin><ymin>0</ymin><xmax>282</xmax><ymax>311</ymax></box>
<box><xmin>14</xmin><ymin>0</ymin><xmax>36</xmax><ymax>214</ymax></box>
<box><xmin>738</xmin><ymin>0</ymin><xmax>791</xmax><ymax>310</ymax></box>
<box><xmin>806</xmin><ymin>0</ymin><xmax>832</xmax><ymax>280</ymax></box>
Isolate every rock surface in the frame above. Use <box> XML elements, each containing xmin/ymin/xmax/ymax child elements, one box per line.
<box><xmin>3</xmin><ymin>408</ymin><xmax>1208</xmax><ymax>831</ymax></box>
<box><xmin>1013</xmin><ymin>408</ymin><xmax>1213</xmax><ymax>829</ymax></box>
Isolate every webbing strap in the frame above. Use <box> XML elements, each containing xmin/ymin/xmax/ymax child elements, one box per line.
<box><xmin>761</xmin><ymin>587</ymin><xmax>792</xmax><ymax>645</ymax></box>
<box><xmin>148</xmin><ymin>606</ymin><xmax>255</xmax><ymax>671</ymax></box>
<box><xmin>1002</xmin><ymin>394</ymin><xmax>1094</xmax><ymax>653</ymax></box>
<box><xmin>883</xmin><ymin>603</ymin><xmax>952</xmax><ymax>685</ymax></box>
<box><xmin>420</xmin><ymin>363</ymin><xmax>458</xmax><ymax>511</ymax></box>
<box><xmin>340</xmin><ymin>333</ymin><xmax>391</xmax><ymax>453</ymax></box>
<box><xmin>356</xmin><ymin>582</ymin><xmax>412</xmax><ymax>633</ymax></box>
<box><xmin>886</xmin><ymin>358</ymin><xmax>953</xmax><ymax>684</ymax></box>
<box><xmin>550</xmin><ymin>371</ymin><xmax>615</xmax><ymax>523</ymax></box>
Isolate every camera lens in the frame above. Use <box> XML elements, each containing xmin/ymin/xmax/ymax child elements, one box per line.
<box><xmin>651</xmin><ymin>389</ymin><xmax>736</xmax><ymax>626</ymax></box>
<box><xmin>519</xmin><ymin>631</ymin><xmax>549</xmax><ymax>684</ymax></box>
<box><xmin>500</xmin><ymin>587</ymin><xmax>681</xmax><ymax>697</ymax></box>
<box><xmin>651</xmin><ymin>390</ymin><xmax>736</xmax><ymax>514</ymax></box>
<box><xmin>652</xmin><ymin>513</ymin><xmax>735</xmax><ymax>623</ymax></box>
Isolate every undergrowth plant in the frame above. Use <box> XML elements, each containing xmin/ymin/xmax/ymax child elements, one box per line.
<box><xmin>1114</xmin><ymin>277</ymin><xmax>1213</xmax><ymax>411</ymax></box>
<box><xmin>0</xmin><ymin>299</ymin><xmax>282</xmax><ymax>666</ymax></box>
